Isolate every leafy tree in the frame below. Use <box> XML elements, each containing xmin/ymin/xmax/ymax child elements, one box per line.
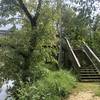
<box><xmin>0</xmin><ymin>0</ymin><xmax>43</xmax><ymax>82</ymax></box>
<box><xmin>0</xmin><ymin>0</ymin><xmax>60</xmax><ymax>83</ymax></box>
<box><xmin>62</xmin><ymin>0</ymin><xmax>100</xmax><ymax>46</ymax></box>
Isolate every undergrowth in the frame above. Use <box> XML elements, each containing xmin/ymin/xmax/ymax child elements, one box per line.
<box><xmin>16</xmin><ymin>69</ymin><xmax>76</xmax><ymax>100</ymax></box>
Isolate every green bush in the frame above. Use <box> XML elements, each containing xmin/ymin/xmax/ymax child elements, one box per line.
<box><xmin>17</xmin><ymin>70</ymin><xmax>76</xmax><ymax>100</ymax></box>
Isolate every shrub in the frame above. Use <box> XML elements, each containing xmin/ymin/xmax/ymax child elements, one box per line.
<box><xmin>16</xmin><ymin>70</ymin><xmax>76</xmax><ymax>100</ymax></box>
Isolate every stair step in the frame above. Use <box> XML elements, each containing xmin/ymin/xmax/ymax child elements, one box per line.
<box><xmin>80</xmin><ymin>72</ymin><xmax>98</xmax><ymax>75</ymax></box>
<box><xmin>80</xmin><ymin>69</ymin><xmax>96</xmax><ymax>71</ymax></box>
<box><xmin>80</xmin><ymin>70</ymin><xmax>98</xmax><ymax>72</ymax></box>
<box><xmin>81</xmin><ymin>66</ymin><xmax>94</xmax><ymax>68</ymax></box>
<box><xmin>80</xmin><ymin>76</ymin><xmax>100</xmax><ymax>79</ymax></box>
<box><xmin>80</xmin><ymin>67</ymin><xmax>96</xmax><ymax>69</ymax></box>
<box><xmin>80</xmin><ymin>70</ymin><xmax>97</xmax><ymax>72</ymax></box>
<box><xmin>80</xmin><ymin>69</ymin><xmax>97</xmax><ymax>71</ymax></box>
<box><xmin>80</xmin><ymin>71</ymin><xmax>97</xmax><ymax>73</ymax></box>
<box><xmin>80</xmin><ymin>79</ymin><xmax>100</xmax><ymax>82</ymax></box>
<box><xmin>80</xmin><ymin>68</ymin><xmax>95</xmax><ymax>69</ymax></box>
<box><xmin>80</xmin><ymin>68</ymin><xmax>96</xmax><ymax>70</ymax></box>
<box><xmin>80</xmin><ymin>72</ymin><xmax>98</xmax><ymax>74</ymax></box>
<box><xmin>80</xmin><ymin>74</ymin><xmax>100</xmax><ymax>76</ymax></box>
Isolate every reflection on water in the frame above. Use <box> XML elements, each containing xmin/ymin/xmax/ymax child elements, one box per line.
<box><xmin>0</xmin><ymin>80</ymin><xmax>14</xmax><ymax>100</ymax></box>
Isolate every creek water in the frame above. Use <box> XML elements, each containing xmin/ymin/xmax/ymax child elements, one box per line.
<box><xmin>0</xmin><ymin>80</ymin><xmax>14</xmax><ymax>100</ymax></box>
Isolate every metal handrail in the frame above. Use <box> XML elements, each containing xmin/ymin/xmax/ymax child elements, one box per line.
<box><xmin>82</xmin><ymin>41</ymin><xmax>100</xmax><ymax>73</ymax></box>
<box><xmin>83</xmin><ymin>41</ymin><xmax>100</xmax><ymax>63</ymax></box>
<box><xmin>64</xmin><ymin>37</ymin><xmax>81</xmax><ymax>72</ymax></box>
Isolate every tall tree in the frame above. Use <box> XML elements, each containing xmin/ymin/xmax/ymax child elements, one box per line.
<box><xmin>18</xmin><ymin>0</ymin><xmax>42</xmax><ymax>28</ymax></box>
<box><xmin>17</xmin><ymin>0</ymin><xmax>43</xmax><ymax>82</ymax></box>
<box><xmin>63</xmin><ymin>0</ymin><xmax>100</xmax><ymax>44</ymax></box>
<box><xmin>0</xmin><ymin>0</ymin><xmax>43</xmax><ymax>82</ymax></box>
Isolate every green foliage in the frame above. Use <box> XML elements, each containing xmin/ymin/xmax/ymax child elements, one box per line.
<box><xmin>0</xmin><ymin>0</ymin><xmax>59</xmax><ymax>83</ymax></box>
<box><xmin>62</xmin><ymin>0</ymin><xmax>99</xmax><ymax>47</ymax></box>
<box><xmin>1</xmin><ymin>0</ymin><xmax>100</xmax><ymax>100</ymax></box>
<box><xmin>16</xmin><ymin>70</ymin><xmax>76</xmax><ymax>100</ymax></box>
<box><xmin>0</xmin><ymin>28</ymin><xmax>33</xmax><ymax>82</ymax></box>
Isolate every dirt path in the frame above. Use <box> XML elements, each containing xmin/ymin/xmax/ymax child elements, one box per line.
<box><xmin>67</xmin><ymin>83</ymin><xmax>100</xmax><ymax>100</ymax></box>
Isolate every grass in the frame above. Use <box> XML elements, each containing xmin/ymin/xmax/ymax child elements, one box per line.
<box><xmin>95</xmin><ymin>85</ymin><xmax>100</xmax><ymax>96</ymax></box>
<box><xmin>73</xmin><ymin>83</ymin><xmax>100</xmax><ymax>91</ymax></box>
<box><xmin>17</xmin><ymin>69</ymin><xmax>76</xmax><ymax>100</ymax></box>
<box><xmin>32</xmin><ymin>70</ymin><xmax>76</xmax><ymax>100</ymax></box>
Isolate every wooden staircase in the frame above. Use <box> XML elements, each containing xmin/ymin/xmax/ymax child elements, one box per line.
<box><xmin>74</xmin><ymin>49</ymin><xmax>100</xmax><ymax>82</ymax></box>
<box><xmin>64</xmin><ymin>37</ymin><xmax>100</xmax><ymax>82</ymax></box>
<box><xmin>79</xmin><ymin>65</ymin><xmax>100</xmax><ymax>82</ymax></box>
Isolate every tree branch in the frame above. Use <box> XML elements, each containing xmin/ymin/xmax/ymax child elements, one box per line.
<box><xmin>17</xmin><ymin>0</ymin><xmax>42</xmax><ymax>27</ymax></box>
<box><xmin>17</xmin><ymin>0</ymin><xmax>35</xmax><ymax>27</ymax></box>
<box><xmin>33</xmin><ymin>0</ymin><xmax>42</xmax><ymax>23</ymax></box>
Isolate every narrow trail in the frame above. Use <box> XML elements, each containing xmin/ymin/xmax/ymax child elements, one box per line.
<box><xmin>67</xmin><ymin>83</ymin><xmax>100</xmax><ymax>100</ymax></box>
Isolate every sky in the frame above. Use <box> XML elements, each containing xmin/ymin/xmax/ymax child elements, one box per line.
<box><xmin>0</xmin><ymin>24</ymin><xmax>22</xmax><ymax>30</ymax></box>
<box><xmin>0</xmin><ymin>0</ymin><xmax>100</xmax><ymax>30</ymax></box>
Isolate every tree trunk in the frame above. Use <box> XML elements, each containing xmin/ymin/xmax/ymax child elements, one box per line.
<box><xmin>18</xmin><ymin>0</ymin><xmax>42</xmax><ymax>28</ymax></box>
<box><xmin>17</xmin><ymin>0</ymin><xmax>42</xmax><ymax>82</ymax></box>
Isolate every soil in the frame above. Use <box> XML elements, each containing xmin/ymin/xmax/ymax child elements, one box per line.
<box><xmin>67</xmin><ymin>83</ymin><xmax>100</xmax><ymax>100</ymax></box>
